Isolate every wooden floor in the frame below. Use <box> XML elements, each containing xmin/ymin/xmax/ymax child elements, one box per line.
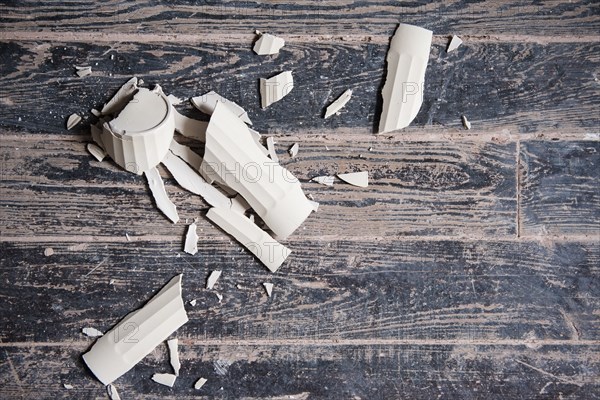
<box><xmin>1</xmin><ymin>1</ymin><xmax>599</xmax><ymax>399</ymax></box>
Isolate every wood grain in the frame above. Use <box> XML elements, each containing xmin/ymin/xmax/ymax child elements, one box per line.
<box><xmin>520</xmin><ymin>140</ymin><xmax>600</xmax><ymax>238</ymax></box>
<box><xmin>0</xmin><ymin>133</ymin><xmax>516</xmax><ymax>239</ymax></box>
<box><xmin>1</xmin><ymin>0</ymin><xmax>599</xmax><ymax>37</ymax></box>
<box><xmin>0</xmin><ymin>40</ymin><xmax>598</xmax><ymax>137</ymax></box>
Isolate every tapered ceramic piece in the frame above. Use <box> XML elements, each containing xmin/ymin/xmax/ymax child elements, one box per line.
<box><xmin>260</xmin><ymin>71</ymin><xmax>293</xmax><ymax>108</ymax></box>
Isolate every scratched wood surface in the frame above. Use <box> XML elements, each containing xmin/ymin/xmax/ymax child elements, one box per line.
<box><xmin>0</xmin><ymin>1</ymin><xmax>599</xmax><ymax>399</ymax></box>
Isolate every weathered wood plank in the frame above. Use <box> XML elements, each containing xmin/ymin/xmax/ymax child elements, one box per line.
<box><xmin>1</xmin><ymin>0</ymin><xmax>599</xmax><ymax>37</ymax></box>
<box><xmin>1</xmin><ymin>238</ymin><xmax>598</xmax><ymax>343</ymax></box>
<box><xmin>520</xmin><ymin>140</ymin><xmax>600</xmax><ymax>238</ymax></box>
<box><xmin>0</xmin><ymin>40</ymin><xmax>598</xmax><ymax>137</ymax></box>
<box><xmin>1</xmin><ymin>343</ymin><xmax>598</xmax><ymax>399</ymax></box>
<box><xmin>0</xmin><ymin>133</ymin><xmax>517</xmax><ymax>239</ymax></box>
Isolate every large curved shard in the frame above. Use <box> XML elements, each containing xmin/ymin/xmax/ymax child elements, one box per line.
<box><xmin>378</xmin><ymin>24</ymin><xmax>432</xmax><ymax>133</ymax></box>
<box><xmin>82</xmin><ymin>275</ymin><xmax>188</xmax><ymax>385</ymax></box>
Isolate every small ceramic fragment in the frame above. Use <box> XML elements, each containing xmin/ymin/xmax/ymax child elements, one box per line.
<box><xmin>152</xmin><ymin>373</ymin><xmax>177</xmax><ymax>387</ymax></box>
<box><xmin>263</xmin><ymin>282</ymin><xmax>273</xmax><ymax>297</ymax></box>
<box><xmin>215</xmin><ymin>292</ymin><xmax>223</xmax><ymax>303</ymax></box>
<box><xmin>82</xmin><ymin>275</ymin><xmax>188</xmax><ymax>385</ymax></box>
<box><xmin>183</xmin><ymin>223</ymin><xmax>198</xmax><ymax>255</ymax></box>
<box><xmin>91</xmin><ymin>108</ymin><xmax>101</xmax><ymax>117</ymax></box>
<box><xmin>144</xmin><ymin>167</ymin><xmax>179</xmax><ymax>223</ymax></box>
<box><xmin>288</xmin><ymin>143</ymin><xmax>299</xmax><ymax>158</ymax></box>
<box><xmin>191</xmin><ymin>91</ymin><xmax>252</xmax><ymax>125</ymax></box>
<box><xmin>260</xmin><ymin>71</ymin><xmax>293</xmax><ymax>108</ymax></box>
<box><xmin>206</xmin><ymin>207</ymin><xmax>291</xmax><ymax>272</ymax></box>
<box><xmin>44</xmin><ymin>247</ymin><xmax>54</xmax><ymax>256</ymax></box>
<box><xmin>101</xmin><ymin>77</ymin><xmax>138</xmax><ymax>115</ymax></box>
<box><xmin>75</xmin><ymin>65</ymin><xmax>92</xmax><ymax>77</ymax></box>
<box><xmin>253</xmin><ymin>33</ymin><xmax>285</xmax><ymax>55</ymax></box>
<box><xmin>194</xmin><ymin>377</ymin><xmax>208</xmax><ymax>390</ymax></box>
<box><xmin>107</xmin><ymin>384</ymin><xmax>121</xmax><ymax>400</ymax></box>
<box><xmin>447</xmin><ymin>35</ymin><xmax>463</xmax><ymax>52</ymax></box>
<box><xmin>461</xmin><ymin>115</ymin><xmax>471</xmax><ymax>130</ymax></box>
<box><xmin>266</xmin><ymin>136</ymin><xmax>279</xmax><ymax>162</ymax></box>
<box><xmin>87</xmin><ymin>143</ymin><xmax>106</xmax><ymax>161</ymax></box>
<box><xmin>167</xmin><ymin>338</ymin><xmax>181</xmax><ymax>376</ymax></box>
<box><xmin>324</xmin><ymin>89</ymin><xmax>352</xmax><ymax>119</ymax></box>
<box><xmin>379</xmin><ymin>24</ymin><xmax>432</xmax><ymax>133</ymax></box>
<box><xmin>189</xmin><ymin>299</ymin><xmax>197</xmax><ymax>306</ymax></box>
<box><xmin>206</xmin><ymin>270</ymin><xmax>222</xmax><ymax>289</ymax></box>
<box><xmin>63</xmin><ymin>384</ymin><xmax>73</xmax><ymax>390</ymax></box>
<box><xmin>66</xmin><ymin>113</ymin><xmax>82</xmax><ymax>130</ymax></box>
<box><xmin>337</xmin><ymin>171</ymin><xmax>368</xmax><ymax>188</ymax></box>
<box><xmin>312</xmin><ymin>176</ymin><xmax>335</xmax><ymax>186</ymax></box>
<box><xmin>202</xmin><ymin>103</ymin><xmax>313</xmax><ymax>239</ymax></box>
<box><xmin>82</xmin><ymin>327</ymin><xmax>104</xmax><ymax>337</ymax></box>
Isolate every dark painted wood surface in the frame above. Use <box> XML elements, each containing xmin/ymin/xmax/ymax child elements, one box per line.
<box><xmin>0</xmin><ymin>1</ymin><xmax>599</xmax><ymax>399</ymax></box>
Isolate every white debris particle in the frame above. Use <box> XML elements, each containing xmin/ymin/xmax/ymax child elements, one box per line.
<box><xmin>106</xmin><ymin>384</ymin><xmax>121</xmax><ymax>400</ymax></box>
<box><xmin>447</xmin><ymin>35</ymin><xmax>463</xmax><ymax>52</ymax></box>
<box><xmin>125</xmin><ymin>233</ymin><xmax>131</xmax><ymax>242</ymax></box>
<box><xmin>194</xmin><ymin>377</ymin><xmax>208</xmax><ymax>390</ymax></box>
<box><xmin>288</xmin><ymin>143</ymin><xmax>299</xmax><ymax>158</ymax></box>
<box><xmin>167</xmin><ymin>338</ymin><xmax>181</xmax><ymax>376</ymax></box>
<box><xmin>189</xmin><ymin>299</ymin><xmax>197</xmax><ymax>306</ymax></box>
<box><xmin>44</xmin><ymin>247</ymin><xmax>54</xmax><ymax>257</ymax></box>
<box><xmin>462</xmin><ymin>115</ymin><xmax>472</xmax><ymax>130</ymax></box>
<box><xmin>82</xmin><ymin>327</ymin><xmax>104</xmax><ymax>337</ymax></box>
<box><xmin>206</xmin><ymin>270</ymin><xmax>222</xmax><ymax>289</ymax></box>
<box><xmin>75</xmin><ymin>65</ymin><xmax>92</xmax><ymax>77</ymax></box>
<box><xmin>183</xmin><ymin>222</ymin><xmax>199</xmax><ymax>255</ymax></box>
<box><xmin>215</xmin><ymin>292</ymin><xmax>223</xmax><ymax>303</ymax></box>
<box><xmin>63</xmin><ymin>384</ymin><xmax>73</xmax><ymax>390</ymax></box>
<box><xmin>263</xmin><ymin>282</ymin><xmax>274</xmax><ymax>297</ymax></box>
<box><xmin>66</xmin><ymin>113</ymin><xmax>82</xmax><ymax>130</ymax></box>
<box><xmin>152</xmin><ymin>373</ymin><xmax>177</xmax><ymax>387</ymax></box>
<box><xmin>312</xmin><ymin>176</ymin><xmax>335</xmax><ymax>186</ymax></box>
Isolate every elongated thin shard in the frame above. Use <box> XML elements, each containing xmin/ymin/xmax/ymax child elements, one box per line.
<box><xmin>206</xmin><ymin>207</ymin><xmax>291</xmax><ymax>272</ymax></box>
<box><xmin>324</xmin><ymin>89</ymin><xmax>352</xmax><ymax>119</ymax></box>
<box><xmin>161</xmin><ymin>151</ymin><xmax>231</xmax><ymax>209</ymax></box>
<box><xmin>253</xmin><ymin>33</ymin><xmax>285</xmax><ymax>55</ymax></box>
<box><xmin>144</xmin><ymin>167</ymin><xmax>179</xmax><ymax>223</ymax></box>
<box><xmin>266</xmin><ymin>136</ymin><xmax>279</xmax><ymax>162</ymax></box>
<box><xmin>312</xmin><ymin>176</ymin><xmax>335</xmax><ymax>186</ymax></box>
<box><xmin>107</xmin><ymin>384</ymin><xmax>121</xmax><ymax>400</ymax></box>
<box><xmin>194</xmin><ymin>377</ymin><xmax>208</xmax><ymax>390</ymax></box>
<box><xmin>263</xmin><ymin>282</ymin><xmax>273</xmax><ymax>297</ymax></box>
<box><xmin>447</xmin><ymin>35</ymin><xmax>463</xmax><ymax>52</ymax></box>
<box><xmin>202</xmin><ymin>103</ymin><xmax>313</xmax><ymax>239</ymax></box>
<box><xmin>67</xmin><ymin>113</ymin><xmax>82</xmax><ymax>130</ymax></box>
<box><xmin>379</xmin><ymin>24</ymin><xmax>432</xmax><ymax>133</ymax></box>
<box><xmin>169</xmin><ymin>141</ymin><xmax>203</xmax><ymax>170</ymax></box>
<box><xmin>191</xmin><ymin>91</ymin><xmax>252</xmax><ymax>125</ymax></box>
<box><xmin>167</xmin><ymin>338</ymin><xmax>181</xmax><ymax>376</ymax></box>
<box><xmin>87</xmin><ymin>143</ymin><xmax>106</xmax><ymax>161</ymax></box>
<box><xmin>75</xmin><ymin>66</ymin><xmax>92</xmax><ymax>77</ymax></box>
<box><xmin>206</xmin><ymin>270</ymin><xmax>222</xmax><ymax>290</ymax></box>
<box><xmin>288</xmin><ymin>143</ymin><xmax>299</xmax><ymax>158</ymax></box>
<box><xmin>152</xmin><ymin>373</ymin><xmax>177</xmax><ymax>387</ymax></box>
<box><xmin>260</xmin><ymin>71</ymin><xmax>293</xmax><ymax>108</ymax></box>
<box><xmin>82</xmin><ymin>327</ymin><xmax>104</xmax><ymax>337</ymax></box>
<box><xmin>82</xmin><ymin>275</ymin><xmax>189</xmax><ymax>385</ymax></box>
<box><xmin>183</xmin><ymin>223</ymin><xmax>199</xmax><ymax>255</ymax></box>
<box><xmin>461</xmin><ymin>115</ymin><xmax>471</xmax><ymax>130</ymax></box>
<box><xmin>101</xmin><ymin>77</ymin><xmax>138</xmax><ymax>115</ymax></box>
<box><xmin>337</xmin><ymin>171</ymin><xmax>368</xmax><ymax>188</ymax></box>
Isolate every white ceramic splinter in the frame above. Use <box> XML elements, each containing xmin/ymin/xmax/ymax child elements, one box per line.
<box><xmin>100</xmin><ymin>87</ymin><xmax>175</xmax><ymax>174</ymax></box>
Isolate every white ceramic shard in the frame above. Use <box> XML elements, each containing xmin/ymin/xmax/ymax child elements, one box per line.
<box><xmin>169</xmin><ymin>141</ymin><xmax>203</xmax><ymax>170</ymax></box>
<box><xmin>75</xmin><ymin>66</ymin><xmax>92</xmax><ymax>77</ymax></box>
<box><xmin>63</xmin><ymin>384</ymin><xmax>73</xmax><ymax>390</ymax></box>
<box><xmin>215</xmin><ymin>292</ymin><xmax>223</xmax><ymax>302</ymax></box>
<box><xmin>101</xmin><ymin>87</ymin><xmax>175</xmax><ymax>174</ymax></box>
<box><xmin>87</xmin><ymin>143</ymin><xmax>106</xmax><ymax>161</ymax></box>
<box><xmin>189</xmin><ymin>299</ymin><xmax>197</xmax><ymax>306</ymax></box>
<box><xmin>82</xmin><ymin>275</ymin><xmax>189</xmax><ymax>385</ymax></box>
<box><xmin>167</xmin><ymin>338</ymin><xmax>181</xmax><ymax>376</ymax></box>
<box><xmin>152</xmin><ymin>373</ymin><xmax>177</xmax><ymax>387</ymax></box>
<box><xmin>194</xmin><ymin>377</ymin><xmax>208</xmax><ymax>390</ymax></box>
<box><xmin>101</xmin><ymin>77</ymin><xmax>138</xmax><ymax>115</ymax></box>
<box><xmin>312</xmin><ymin>176</ymin><xmax>334</xmax><ymax>186</ymax></box>
<box><xmin>266</xmin><ymin>136</ymin><xmax>279</xmax><ymax>162</ymax></box>
<box><xmin>82</xmin><ymin>327</ymin><xmax>104</xmax><ymax>337</ymax></box>
<box><xmin>202</xmin><ymin>103</ymin><xmax>313</xmax><ymax>239</ymax></box>
<box><xmin>206</xmin><ymin>270</ymin><xmax>222</xmax><ymax>290</ymax></box>
<box><xmin>173</xmin><ymin>110</ymin><xmax>208</xmax><ymax>142</ymax></box>
<box><xmin>379</xmin><ymin>24</ymin><xmax>432</xmax><ymax>133</ymax></box>
<box><xmin>67</xmin><ymin>113</ymin><xmax>82</xmax><ymax>130</ymax></box>
<box><xmin>107</xmin><ymin>384</ymin><xmax>121</xmax><ymax>400</ymax></box>
<box><xmin>206</xmin><ymin>207</ymin><xmax>291</xmax><ymax>272</ymax></box>
<box><xmin>91</xmin><ymin>108</ymin><xmax>101</xmax><ymax>117</ymax></box>
<box><xmin>447</xmin><ymin>35</ymin><xmax>463</xmax><ymax>52</ymax></box>
<box><xmin>462</xmin><ymin>115</ymin><xmax>471</xmax><ymax>130</ymax></box>
<box><xmin>183</xmin><ymin>223</ymin><xmax>198</xmax><ymax>255</ymax></box>
<box><xmin>253</xmin><ymin>33</ymin><xmax>285</xmax><ymax>55</ymax></box>
<box><xmin>144</xmin><ymin>167</ymin><xmax>179</xmax><ymax>223</ymax></box>
<box><xmin>337</xmin><ymin>171</ymin><xmax>368</xmax><ymax>188</ymax></box>
<box><xmin>263</xmin><ymin>282</ymin><xmax>273</xmax><ymax>297</ymax></box>
<box><xmin>288</xmin><ymin>143</ymin><xmax>299</xmax><ymax>158</ymax></box>
<box><xmin>191</xmin><ymin>91</ymin><xmax>252</xmax><ymax>125</ymax></box>
<box><xmin>260</xmin><ymin>71</ymin><xmax>293</xmax><ymax>109</ymax></box>
<box><xmin>44</xmin><ymin>247</ymin><xmax>54</xmax><ymax>256</ymax></box>
<box><xmin>161</xmin><ymin>151</ymin><xmax>231</xmax><ymax>209</ymax></box>
<box><xmin>324</xmin><ymin>89</ymin><xmax>353</xmax><ymax>119</ymax></box>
